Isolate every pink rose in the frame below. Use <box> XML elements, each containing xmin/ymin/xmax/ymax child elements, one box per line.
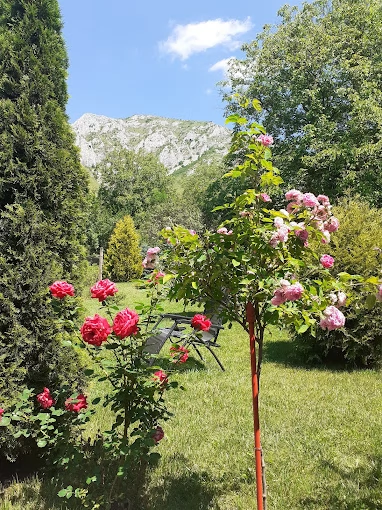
<box><xmin>317</xmin><ymin>194</ymin><xmax>330</xmax><ymax>205</ymax></box>
<box><xmin>191</xmin><ymin>314</ymin><xmax>212</xmax><ymax>332</ymax></box>
<box><xmin>155</xmin><ymin>271</ymin><xmax>165</xmax><ymax>281</ymax></box>
<box><xmin>285</xmin><ymin>189</ymin><xmax>303</xmax><ymax>202</ymax></box>
<box><xmin>49</xmin><ymin>281</ymin><xmax>75</xmax><ymax>299</ymax></box>
<box><xmin>376</xmin><ymin>285</ymin><xmax>382</xmax><ymax>302</ymax></box>
<box><xmin>0</xmin><ymin>409</ymin><xmax>4</xmax><ymax>422</ymax></box>
<box><xmin>80</xmin><ymin>314</ymin><xmax>111</xmax><ymax>346</ymax></box>
<box><xmin>284</xmin><ymin>283</ymin><xmax>303</xmax><ymax>301</ymax></box>
<box><xmin>302</xmin><ymin>193</ymin><xmax>319</xmax><ymax>208</ymax></box>
<box><xmin>36</xmin><ymin>387</ymin><xmax>55</xmax><ymax>409</ymax></box>
<box><xmin>152</xmin><ymin>426</ymin><xmax>164</xmax><ymax>443</ymax></box>
<box><xmin>142</xmin><ymin>257</ymin><xmax>156</xmax><ymax>269</ymax></box>
<box><xmin>321</xmin><ymin>230</ymin><xmax>331</xmax><ymax>244</ymax></box>
<box><xmin>90</xmin><ymin>279</ymin><xmax>118</xmax><ymax>301</ymax></box>
<box><xmin>324</xmin><ymin>217</ymin><xmax>339</xmax><ymax>233</ymax></box>
<box><xmin>320</xmin><ymin>306</ymin><xmax>345</xmax><ymax>331</ymax></box>
<box><xmin>278</xmin><ymin>225</ymin><xmax>289</xmax><ymax>243</ymax></box>
<box><xmin>295</xmin><ymin>228</ymin><xmax>309</xmax><ymax>242</ymax></box>
<box><xmin>320</xmin><ymin>254</ymin><xmax>334</xmax><ymax>269</ymax></box>
<box><xmin>260</xmin><ymin>193</ymin><xmax>272</xmax><ymax>203</ymax></box>
<box><xmin>189</xmin><ymin>230</ymin><xmax>197</xmax><ymax>235</ymax></box>
<box><xmin>147</xmin><ymin>247</ymin><xmax>161</xmax><ymax>256</ymax></box>
<box><xmin>239</xmin><ymin>211</ymin><xmax>251</xmax><ymax>217</ymax></box>
<box><xmin>65</xmin><ymin>394</ymin><xmax>88</xmax><ymax>413</ymax></box>
<box><xmin>274</xmin><ymin>217</ymin><xmax>284</xmax><ymax>228</ymax></box>
<box><xmin>271</xmin><ymin>288</ymin><xmax>287</xmax><ymax>306</ymax></box>
<box><xmin>257</xmin><ymin>134</ymin><xmax>274</xmax><ymax>147</ymax></box>
<box><xmin>170</xmin><ymin>345</ymin><xmax>189</xmax><ymax>363</ymax></box>
<box><xmin>113</xmin><ymin>308</ymin><xmax>139</xmax><ymax>339</ymax></box>
<box><xmin>153</xmin><ymin>370</ymin><xmax>168</xmax><ymax>388</ymax></box>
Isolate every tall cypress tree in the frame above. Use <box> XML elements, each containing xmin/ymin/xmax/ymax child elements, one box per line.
<box><xmin>0</xmin><ymin>0</ymin><xmax>89</xmax><ymax>453</ymax></box>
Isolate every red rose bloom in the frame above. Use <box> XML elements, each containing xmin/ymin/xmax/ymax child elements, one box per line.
<box><xmin>153</xmin><ymin>370</ymin><xmax>168</xmax><ymax>388</ymax></box>
<box><xmin>169</xmin><ymin>345</ymin><xmax>189</xmax><ymax>363</ymax></box>
<box><xmin>191</xmin><ymin>314</ymin><xmax>212</xmax><ymax>332</ymax></box>
<box><xmin>80</xmin><ymin>314</ymin><xmax>111</xmax><ymax>346</ymax></box>
<box><xmin>36</xmin><ymin>387</ymin><xmax>55</xmax><ymax>409</ymax></box>
<box><xmin>112</xmin><ymin>308</ymin><xmax>139</xmax><ymax>339</ymax></box>
<box><xmin>0</xmin><ymin>408</ymin><xmax>4</xmax><ymax>421</ymax></box>
<box><xmin>65</xmin><ymin>394</ymin><xmax>88</xmax><ymax>413</ymax></box>
<box><xmin>49</xmin><ymin>281</ymin><xmax>75</xmax><ymax>299</ymax></box>
<box><xmin>152</xmin><ymin>426</ymin><xmax>164</xmax><ymax>443</ymax></box>
<box><xmin>90</xmin><ymin>279</ymin><xmax>118</xmax><ymax>301</ymax></box>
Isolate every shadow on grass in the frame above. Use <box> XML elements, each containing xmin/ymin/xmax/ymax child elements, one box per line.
<box><xmin>141</xmin><ymin>454</ymin><xmax>218</xmax><ymax>510</ymax></box>
<box><xmin>300</xmin><ymin>454</ymin><xmax>382</xmax><ymax>509</ymax></box>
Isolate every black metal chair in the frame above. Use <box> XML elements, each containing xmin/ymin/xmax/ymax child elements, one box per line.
<box><xmin>144</xmin><ymin>313</ymin><xmax>225</xmax><ymax>371</ymax></box>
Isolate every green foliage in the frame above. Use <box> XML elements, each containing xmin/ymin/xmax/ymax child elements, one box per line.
<box><xmin>293</xmin><ymin>198</ymin><xmax>382</xmax><ymax>366</ymax></box>
<box><xmin>97</xmin><ymin>149</ymin><xmax>171</xmax><ymax>218</ymax></box>
<box><xmin>104</xmin><ymin>215</ymin><xmax>143</xmax><ymax>281</ymax></box>
<box><xmin>0</xmin><ymin>0</ymin><xmax>88</xmax><ymax>457</ymax></box>
<box><xmin>224</xmin><ymin>0</ymin><xmax>382</xmax><ymax>206</ymax></box>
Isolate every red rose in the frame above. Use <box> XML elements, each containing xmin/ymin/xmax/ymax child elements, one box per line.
<box><xmin>49</xmin><ymin>281</ymin><xmax>75</xmax><ymax>299</ymax></box>
<box><xmin>36</xmin><ymin>387</ymin><xmax>55</xmax><ymax>409</ymax></box>
<box><xmin>0</xmin><ymin>408</ymin><xmax>4</xmax><ymax>421</ymax></box>
<box><xmin>112</xmin><ymin>308</ymin><xmax>139</xmax><ymax>339</ymax></box>
<box><xmin>152</xmin><ymin>426</ymin><xmax>164</xmax><ymax>443</ymax></box>
<box><xmin>80</xmin><ymin>314</ymin><xmax>111</xmax><ymax>346</ymax></box>
<box><xmin>153</xmin><ymin>370</ymin><xmax>168</xmax><ymax>388</ymax></box>
<box><xmin>191</xmin><ymin>314</ymin><xmax>212</xmax><ymax>332</ymax></box>
<box><xmin>90</xmin><ymin>279</ymin><xmax>118</xmax><ymax>301</ymax></box>
<box><xmin>65</xmin><ymin>394</ymin><xmax>88</xmax><ymax>412</ymax></box>
<box><xmin>169</xmin><ymin>345</ymin><xmax>189</xmax><ymax>364</ymax></box>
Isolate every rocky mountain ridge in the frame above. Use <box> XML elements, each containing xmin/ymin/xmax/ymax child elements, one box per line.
<box><xmin>72</xmin><ymin>113</ymin><xmax>232</xmax><ymax>175</ymax></box>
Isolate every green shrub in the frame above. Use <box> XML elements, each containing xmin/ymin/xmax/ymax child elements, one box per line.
<box><xmin>293</xmin><ymin>197</ymin><xmax>382</xmax><ymax>366</ymax></box>
<box><xmin>104</xmin><ymin>215</ymin><xmax>143</xmax><ymax>282</ymax></box>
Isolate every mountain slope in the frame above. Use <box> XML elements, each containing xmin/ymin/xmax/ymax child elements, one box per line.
<box><xmin>72</xmin><ymin>113</ymin><xmax>231</xmax><ymax>175</ymax></box>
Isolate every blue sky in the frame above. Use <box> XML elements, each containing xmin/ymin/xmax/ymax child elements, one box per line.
<box><xmin>59</xmin><ymin>0</ymin><xmax>301</xmax><ymax>125</ymax></box>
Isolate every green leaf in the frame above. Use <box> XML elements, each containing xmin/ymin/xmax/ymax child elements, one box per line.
<box><xmin>37</xmin><ymin>439</ymin><xmax>47</xmax><ymax>448</ymax></box>
<box><xmin>366</xmin><ymin>294</ymin><xmax>377</xmax><ymax>310</ymax></box>
<box><xmin>225</xmin><ymin>114</ymin><xmax>247</xmax><ymax>125</ymax></box>
<box><xmin>91</xmin><ymin>397</ymin><xmax>101</xmax><ymax>405</ymax></box>
<box><xmin>0</xmin><ymin>417</ymin><xmax>10</xmax><ymax>427</ymax></box>
<box><xmin>298</xmin><ymin>324</ymin><xmax>310</xmax><ymax>334</ymax></box>
<box><xmin>252</xmin><ymin>99</ymin><xmax>262</xmax><ymax>111</ymax></box>
<box><xmin>232</xmin><ymin>259</ymin><xmax>241</xmax><ymax>267</ymax></box>
<box><xmin>84</xmin><ymin>369</ymin><xmax>95</xmax><ymax>376</ymax></box>
<box><xmin>191</xmin><ymin>281</ymin><xmax>198</xmax><ymax>289</ymax></box>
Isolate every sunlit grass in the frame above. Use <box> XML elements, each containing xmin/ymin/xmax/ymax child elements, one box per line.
<box><xmin>2</xmin><ymin>283</ymin><xmax>382</xmax><ymax>509</ymax></box>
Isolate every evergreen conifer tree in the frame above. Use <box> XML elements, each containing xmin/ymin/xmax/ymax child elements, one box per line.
<box><xmin>104</xmin><ymin>216</ymin><xmax>143</xmax><ymax>282</ymax></box>
<box><xmin>0</xmin><ymin>0</ymin><xmax>89</xmax><ymax>455</ymax></box>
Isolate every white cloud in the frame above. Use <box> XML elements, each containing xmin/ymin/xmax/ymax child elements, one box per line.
<box><xmin>160</xmin><ymin>18</ymin><xmax>252</xmax><ymax>60</ymax></box>
<box><xmin>209</xmin><ymin>57</ymin><xmax>236</xmax><ymax>75</ymax></box>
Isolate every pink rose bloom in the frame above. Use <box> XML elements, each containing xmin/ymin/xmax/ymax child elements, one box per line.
<box><xmin>278</xmin><ymin>225</ymin><xmax>289</xmax><ymax>243</ymax></box>
<box><xmin>155</xmin><ymin>271</ymin><xmax>165</xmax><ymax>280</ymax></box>
<box><xmin>80</xmin><ymin>314</ymin><xmax>111</xmax><ymax>346</ymax></box>
<box><xmin>321</xmin><ymin>230</ymin><xmax>331</xmax><ymax>244</ymax></box>
<box><xmin>191</xmin><ymin>314</ymin><xmax>212</xmax><ymax>332</ymax></box>
<box><xmin>260</xmin><ymin>193</ymin><xmax>272</xmax><ymax>203</ymax></box>
<box><xmin>317</xmin><ymin>194</ymin><xmax>330</xmax><ymax>205</ymax></box>
<box><xmin>280</xmin><ymin>279</ymin><xmax>291</xmax><ymax>288</ymax></box>
<box><xmin>257</xmin><ymin>134</ymin><xmax>274</xmax><ymax>147</ymax></box>
<box><xmin>113</xmin><ymin>308</ymin><xmax>140</xmax><ymax>339</ymax></box>
<box><xmin>239</xmin><ymin>211</ymin><xmax>250</xmax><ymax>217</ymax></box>
<box><xmin>36</xmin><ymin>387</ymin><xmax>55</xmax><ymax>409</ymax></box>
<box><xmin>302</xmin><ymin>193</ymin><xmax>319</xmax><ymax>208</ymax></box>
<box><xmin>295</xmin><ymin>228</ymin><xmax>309</xmax><ymax>242</ymax></box>
<box><xmin>274</xmin><ymin>217</ymin><xmax>284</xmax><ymax>228</ymax></box>
<box><xmin>286</xmin><ymin>202</ymin><xmax>300</xmax><ymax>214</ymax></box>
<box><xmin>320</xmin><ymin>254</ymin><xmax>334</xmax><ymax>268</ymax></box>
<box><xmin>285</xmin><ymin>189</ymin><xmax>303</xmax><ymax>202</ymax></box>
<box><xmin>0</xmin><ymin>408</ymin><xmax>4</xmax><ymax>422</ymax></box>
<box><xmin>337</xmin><ymin>292</ymin><xmax>347</xmax><ymax>307</ymax></box>
<box><xmin>147</xmin><ymin>247</ymin><xmax>160</xmax><ymax>256</ymax></box>
<box><xmin>90</xmin><ymin>279</ymin><xmax>118</xmax><ymax>301</ymax></box>
<box><xmin>217</xmin><ymin>227</ymin><xmax>228</xmax><ymax>234</ymax></box>
<box><xmin>320</xmin><ymin>306</ymin><xmax>346</xmax><ymax>331</ymax></box>
<box><xmin>376</xmin><ymin>285</ymin><xmax>382</xmax><ymax>302</ymax></box>
<box><xmin>269</xmin><ymin>233</ymin><xmax>279</xmax><ymax>248</ymax></box>
<box><xmin>271</xmin><ymin>288</ymin><xmax>287</xmax><ymax>306</ymax></box>
<box><xmin>65</xmin><ymin>394</ymin><xmax>88</xmax><ymax>413</ymax></box>
<box><xmin>152</xmin><ymin>426</ymin><xmax>164</xmax><ymax>444</ymax></box>
<box><xmin>284</xmin><ymin>283</ymin><xmax>303</xmax><ymax>301</ymax></box>
<box><xmin>49</xmin><ymin>281</ymin><xmax>75</xmax><ymax>299</ymax></box>
<box><xmin>142</xmin><ymin>257</ymin><xmax>156</xmax><ymax>269</ymax></box>
<box><xmin>315</xmin><ymin>205</ymin><xmax>329</xmax><ymax>220</ymax></box>
<box><xmin>189</xmin><ymin>229</ymin><xmax>197</xmax><ymax>235</ymax></box>
<box><xmin>324</xmin><ymin>217</ymin><xmax>340</xmax><ymax>233</ymax></box>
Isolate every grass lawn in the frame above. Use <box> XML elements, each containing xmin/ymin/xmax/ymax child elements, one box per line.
<box><xmin>1</xmin><ymin>282</ymin><xmax>382</xmax><ymax>509</ymax></box>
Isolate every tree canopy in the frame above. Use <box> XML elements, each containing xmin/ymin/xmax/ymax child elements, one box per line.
<box><xmin>224</xmin><ymin>0</ymin><xmax>382</xmax><ymax>206</ymax></box>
